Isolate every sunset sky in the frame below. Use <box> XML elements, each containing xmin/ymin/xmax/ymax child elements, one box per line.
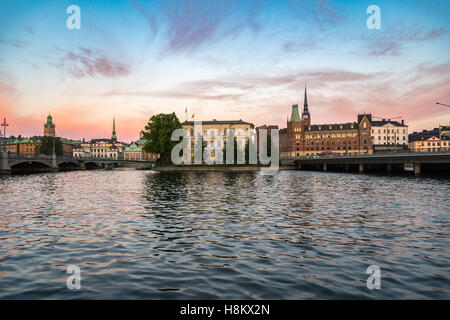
<box><xmin>1</xmin><ymin>0</ymin><xmax>449</xmax><ymax>142</ymax></box>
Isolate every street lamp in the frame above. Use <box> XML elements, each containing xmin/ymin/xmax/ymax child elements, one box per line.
<box><xmin>436</xmin><ymin>102</ymin><xmax>450</xmax><ymax>107</ymax></box>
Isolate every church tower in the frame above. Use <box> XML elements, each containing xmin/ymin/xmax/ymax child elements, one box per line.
<box><xmin>44</xmin><ymin>114</ymin><xmax>56</xmax><ymax>137</ymax></box>
<box><xmin>302</xmin><ymin>85</ymin><xmax>310</xmax><ymax>123</ymax></box>
<box><xmin>111</xmin><ymin>116</ymin><xmax>117</xmax><ymax>142</ymax></box>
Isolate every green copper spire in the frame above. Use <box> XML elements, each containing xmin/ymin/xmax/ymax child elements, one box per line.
<box><xmin>290</xmin><ymin>104</ymin><xmax>301</xmax><ymax>123</ymax></box>
<box><xmin>111</xmin><ymin>116</ymin><xmax>117</xmax><ymax>142</ymax></box>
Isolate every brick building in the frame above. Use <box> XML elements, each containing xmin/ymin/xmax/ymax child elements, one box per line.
<box><xmin>280</xmin><ymin>88</ymin><xmax>373</xmax><ymax>158</ymax></box>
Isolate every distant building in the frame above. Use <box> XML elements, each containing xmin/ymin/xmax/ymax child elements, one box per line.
<box><xmin>124</xmin><ymin>138</ymin><xmax>158</xmax><ymax>161</ymax></box>
<box><xmin>279</xmin><ymin>87</ymin><xmax>372</xmax><ymax>158</ymax></box>
<box><xmin>73</xmin><ymin>118</ymin><xmax>126</xmax><ymax>159</ymax></box>
<box><xmin>44</xmin><ymin>114</ymin><xmax>56</xmax><ymax>137</ymax></box>
<box><xmin>371</xmin><ymin>119</ymin><xmax>408</xmax><ymax>152</ymax></box>
<box><xmin>4</xmin><ymin>135</ymin><xmax>78</xmax><ymax>157</ymax></box>
<box><xmin>408</xmin><ymin>126</ymin><xmax>450</xmax><ymax>152</ymax></box>
<box><xmin>5</xmin><ymin>136</ymin><xmax>41</xmax><ymax>155</ymax></box>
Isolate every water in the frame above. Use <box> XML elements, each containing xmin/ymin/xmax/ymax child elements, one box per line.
<box><xmin>0</xmin><ymin>169</ymin><xmax>449</xmax><ymax>299</ymax></box>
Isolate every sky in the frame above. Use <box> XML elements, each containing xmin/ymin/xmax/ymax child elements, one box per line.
<box><xmin>0</xmin><ymin>0</ymin><xmax>449</xmax><ymax>142</ymax></box>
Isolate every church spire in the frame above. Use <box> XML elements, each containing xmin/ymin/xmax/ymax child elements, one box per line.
<box><xmin>302</xmin><ymin>85</ymin><xmax>310</xmax><ymax>119</ymax></box>
<box><xmin>111</xmin><ymin>116</ymin><xmax>117</xmax><ymax>142</ymax></box>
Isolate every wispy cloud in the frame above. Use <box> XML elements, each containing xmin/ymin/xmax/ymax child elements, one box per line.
<box><xmin>362</xmin><ymin>25</ymin><xmax>447</xmax><ymax>56</ymax></box>
<box><xmin>131</xmin><ymin>0</ymin><xmax>263</xmax><ymax>54</ymax></box>
<box><xmin>0</xmin><ymin>36</ymin><xmax>28</xmax><ymax>49</ymax></box>
<box><xmin>288</xmin><ymin>0</ymin><xmax>343</xmax><ymax>27</ymax></box>
<box><xmin>53</xmin><ymin>47</ymin><xmax>131</xmax><ymax>78</ymax></box>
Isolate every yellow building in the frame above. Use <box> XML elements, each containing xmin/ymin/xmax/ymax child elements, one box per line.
<box><xmin>5</xmin><ymin>137</ymin><xmax>40</xmax><ymax>155</ymax></box>
<box><xmin>409</xmin><ymin>126</ymin><xmax>450</xmax><ymax>152</ymax></box>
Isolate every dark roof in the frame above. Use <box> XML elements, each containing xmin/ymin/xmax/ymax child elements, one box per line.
<box><xmin>90</xmin><ymin>138</ymin><xmax>124</xmax><ymax>144</ymax></box>
<box><xmin>181</xmin><ymin>120</ymin><xmax>253</xmax><ymax>126</ymax></box>
<box><xmin>408</xmin><ymin>128</ymin><xmax>450</xmax><ymax>142</ymax></box>
<box><xmin>305</xmin><ymin>122</ymin><xmax>359</xmax><ymax>131</ymax></box>
<box><xmin>256</xmin><ymin>125</ymin><xmax>279</xmax><ymax>129</ymax></box>
<box><xmin>371</xmin><ymin>120</ymin><xmax>406</xmax><ymax>127</ymax></box>
<box><xmin>358</xmin><ymin>114</ymin><xmax>372</xmax><ymax>123</ymax></box>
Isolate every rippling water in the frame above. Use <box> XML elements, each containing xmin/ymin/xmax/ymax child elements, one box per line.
<box><xmin>0</xmin><ymin>169</ymin><xmax>449</xmax><ymax>299</ymax></box>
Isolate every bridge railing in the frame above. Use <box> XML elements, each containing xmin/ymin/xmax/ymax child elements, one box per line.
<box><xmin>5</xmin><ymin>154</ymin><xmax>78</xmax><ymax>161</ymax></box>
<box><xmin>284</xmin><ymin>149</ymin><xmax>450</xmax><ymax>161</ymax></box>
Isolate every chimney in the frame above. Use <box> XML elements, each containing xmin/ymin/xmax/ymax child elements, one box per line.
<box><xmin>401</xmin><ymin>120</ymin><xmax>404</xmax><ymax>125</ymax></box>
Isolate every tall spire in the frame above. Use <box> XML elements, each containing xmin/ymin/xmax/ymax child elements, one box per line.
<box><xmin>302</xmin><ymin>85</ymin><xmax>310</xmax><ymax>119</ymax></box>
<box><xmin>111</xmin><ymin>116</ymin><xmax>117</xmax><ymax>142</ymax></box>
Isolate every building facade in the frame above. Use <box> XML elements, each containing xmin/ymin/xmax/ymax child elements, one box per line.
<box><xmin>371</xmin><ymin>119</ymin><xmax>408</xmax><ymax>152</ymax></box>
<box><xmin>280</xmin><ymin>88</ymin><xmax>373</xmax><ymax>158</ymax></box>
<box><xmin>408</xmin><ymin>126</ymin><xmax>450</xmax><ymax>152</ymax></box>
<box><xmin>5</xmin><ymin>137</ymin><xmax>40</xmax><ymax>155</ymax></box>
<box><xmin>181</xmin><ymin>119</ymin><xmax>255</xmax><ymax>161</ymax></box>
<box><xmin>123</xmin><ymin>138</ymin><xmax>158</xmax><ymax>161</ymax></box>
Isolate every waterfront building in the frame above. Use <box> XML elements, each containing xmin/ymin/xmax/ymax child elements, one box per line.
<box><xmin>408</xmin><ymin>126</ymin><xmax>450</xmax><ymax>152</ymax></box>
<box><xmin>73</xmin><ymin>118</ymin><xmax>126</xmax><ymax>159</ymax></box>
<box><xmin>73</xmin><ymin>138</ymin><xmax>125</xmax><ymax>159</ymax></box>
<box><xmin>5</xmin><ymin>136</ymin><xmax>41</xmax><ymax>155</ymax></box>
<box><xmin>181</xmin><ymin>119</ymin><xmax>255</xmax><ymax>161</ymax></box>
<box><xmin>4</xmin><ymin>135</ymin><xmax>79</xmax><ymax>157</ymax></box>
<box><xmin>43</xmin><ymin>114</ymin><xmax>56</xmax><ymax>137</ymax></box>
<box><xmin>279</xmin><ymin>87</ymin><xmax>373</xmax><ymax>158</ymax></box>
<box><xmin>123</xmin><ymin>142</ymin><xmax>142</xmax><ymax>160</ymax></box>
<box><xmin>370</xmin><ymin>119</ymin><xmax>408</xmax><ymax>152</ymax></box>
<box><xmin>123</xmin><ymin>138</ymin><xmax>158</xmax><ymax>161</ymax></box>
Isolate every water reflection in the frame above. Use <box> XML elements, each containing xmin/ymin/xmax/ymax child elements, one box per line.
<box><xmin>0</xmin><ymin>170</ymin><xmax>449</xmax><ymax>299</ymax></box>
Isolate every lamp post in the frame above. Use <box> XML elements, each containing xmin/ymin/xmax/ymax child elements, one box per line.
<box><xmin>436</xmin><ymin>102</ymin><xmax>450</xmax><ymax>107</ymax></box>
<box><xmin>1</xmin><ymin>117</ymin><xmax>8</xmax><ymax>152</ymax></box>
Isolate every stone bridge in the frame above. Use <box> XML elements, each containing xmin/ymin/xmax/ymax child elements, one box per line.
<box><xmin>287</xmin><ymin>152</ymin><xmax>450</xmax><ymax>175</ymax></box>
<box><xmin>0</xmin><ymin>152</ymin><xmax>155</xmax><ymax>174</ymax></box>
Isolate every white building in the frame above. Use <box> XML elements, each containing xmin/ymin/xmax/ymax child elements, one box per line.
<box><xmin>73</xmin><ymin>117</ymin><xmax>126</xmax><ymax>159</ymax></box>
<box><xmin>73</xmin><ymin>139</ymin><xmax>125</xmax><ymax>159</ymax></box>
<box><xmin>371</xmin><ymin>119</ymin><xmax>408</xmax><ymax>151</ymax></box>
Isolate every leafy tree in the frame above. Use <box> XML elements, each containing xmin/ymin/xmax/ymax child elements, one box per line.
<box><xmin>141</xmin><ymin>113</ymin><xmax>182</xmax><ymax>164</ymax></box>
<box><xmin>39</xmin><ymin>136</ymin><xmax>63</xmax><ymax>156</ymax></box>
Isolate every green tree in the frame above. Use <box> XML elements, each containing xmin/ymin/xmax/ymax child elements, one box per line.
<box><xmin>141</xmin><ymin>113</ymin><xmax>182</xmax><ymax>164</ymax></box>
<box><xmin>39</xmin><ymin>136</ymin><xmax>63</xmax><ymax>156</ymax></box>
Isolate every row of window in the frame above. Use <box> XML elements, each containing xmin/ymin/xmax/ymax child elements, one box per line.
<box><xmin>373</xmin><ymin>136</ymin><xmax>406</xmax><ymax>140</ymax></box>
<box><xmin>305</xmin><ymin>132</ymin><xmax>358</xmax><ymax>139</ymax></box>
<box><xmin>416</xmin><ymin>142</ymin><xmax>448</xmax><ymax>147</ymax></box>
<box><xmin>372</xmin><ymin>128</ymin><xmax>406</xmax><ymax>134</ymax></box>
<box><xmin>189</xmin><ymin>128</ymin><xmax>250</xmax><ymax>136</ymax></box>
<box><xmin>299</xmin><ymin>146</ymin><xmax>368</xmax><ymax>151</ymax></box>
<box><xmin>303</xmin><ymin>140</ymin><xmax>367</xmax><ymax>145</ymax></box>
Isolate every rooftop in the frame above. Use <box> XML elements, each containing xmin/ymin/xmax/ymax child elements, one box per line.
<box><xmin>181</xmin><ymin>119</ymin><xmax>253</xmax><ymax>126</ymax></box>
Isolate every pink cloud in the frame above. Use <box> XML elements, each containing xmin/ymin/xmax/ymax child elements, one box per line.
<box><xmin>55</xmin><ymin>47</ymin><xmax>131</xmax><ymax>78</ymax></box>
